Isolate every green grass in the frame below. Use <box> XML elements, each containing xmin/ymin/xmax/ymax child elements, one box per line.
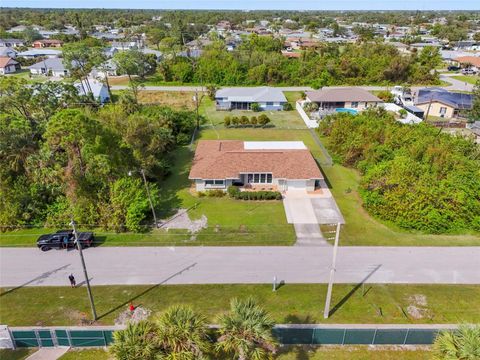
<box><xmin>59</xmin><ymin>349</ymin><xmax>110</xmax><ymax>360</ymax></box>
<box><xmin>0</xmin><ymin>349</ymin><xmax>36</xmax><ymax>360</ymax></box>
<box><xmin>451</xmin><ymin>75</ymin><xmax>479</xmax><ymax>85</ymax></box>
<box><xmin>276</xmin><ymin>346</ymin><xmax>431</xmax><ymax>360</ymax></box>
<box><xmin>49</xmin><ymin>346</ymin><xmax>432</xmax><ymax>360</ymax></box>
<box><xmin>200</xmin><ymin>98</ymin><xmax>306</xmax><ymax>129</ymax></box>
<box><xmin>1</xmin><ymin>284</ymin><xmax>479</xmax><ymax>326</ymax></box>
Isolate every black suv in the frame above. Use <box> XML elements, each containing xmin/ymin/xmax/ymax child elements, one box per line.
<box><xmin>36</xmin><ymin>230</ymin><xmax>94</xmax><ymax>251</ymax></box>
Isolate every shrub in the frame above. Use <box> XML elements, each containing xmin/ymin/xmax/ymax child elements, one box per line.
<box><xmin>240</xmin><ymin>115</ymin><xmax>249</xmax><ymax>125</ymax></box>
<box><xmin>197</xmin><ymin>191</ymin><xmax>206</xmax><ymax>197</ymax></box>
<box><xmin>224</xmin><ymin>116</ymin><xmax>231</xmax><ymax>127</ymax></box>
<box><xmin>376</xmin><ymin>90</ymin><xmax>394</xmax><ymax>102</ymax></box>
<box><xmin>258</xmin><ymin>114</ymin><xmax>271</xmax><ymax>126</ymax></box>
<box><xmin>398</xmin><ymin>109</ymin><xmax>408</xmax><ymax>118</ymax></box>
<box><xmin>232</xmin><ymin>190</ymin><xmax>282</xmax><ymax>201</ymax></box>
<box><xmin>250</xmin><ymin>116</ymin><xmax>258</xmax><ymax>127</ymax></box>
<box><xmin>231</xmin><ymin>116</ymin><xmax>239</xmax><ymax>126</ymax></box>
<box><xmin>206</xmin><ymin>189</ymin><xmax>225</xmax><ymax>197</ymax></box>
<box><xmin>283</xmin><ymin>102</ymin><xmax>293</xmax><ymax>111</ymax></box>
<box><xmin>227</xmin><ymin>186</ymin><xmax>240</xmax><ymax>198</ymax></box>
<box><xmin>250</xmin><ymin>102</ymin><xmax>261</xmax><ymax>112</ymax></box>
<box><xmin>303</xmin><ymin>102</ymin><xmax>319</xmax><ymax>112</ymax></box>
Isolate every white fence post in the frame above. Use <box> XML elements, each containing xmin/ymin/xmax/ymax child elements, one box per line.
<box><xmin>296</xmin><ymin>101</ymin><xmax>319</xmax><ymax>128</ymax></box>
<box><xmin>0</xmin><ymin>326</ymin><xmax>15</xmax><ymax>349</ymax></box>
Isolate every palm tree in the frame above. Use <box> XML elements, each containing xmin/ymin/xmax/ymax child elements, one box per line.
<box><xmin>155</xmin><ymin>305</ymin><xmax>211</xmax><ymax>360</ymax></box>
<box><xmin>433</xmin><ymin>324</ymin><xmax>480</xmax><ymax>360</ymax></box>
<box><xmin>216</xmin><ymin>298</ymin><xmax>277</xmax><ymax>360</ymax></box>
<box><xmin>110</xmin><ymin>320</ymin><xmax>157</xmax><ymax>360</ymax></box>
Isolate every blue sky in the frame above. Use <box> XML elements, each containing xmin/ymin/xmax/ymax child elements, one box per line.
<box><xmin>2</xmin><ymin>0</ymin><xmax>479</xmax><ymax>10</ymax></box>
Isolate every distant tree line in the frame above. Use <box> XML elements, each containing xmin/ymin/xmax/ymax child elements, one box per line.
<box><xmin>318</xmin><ymin>109</ymin><xmax>480</xmax><ymax>234</ymax></box>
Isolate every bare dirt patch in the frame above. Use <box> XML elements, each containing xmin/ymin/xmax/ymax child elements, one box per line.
<box><xmin>115</xmin><ymin>306</ymin><xmax>152</xmax><ymax>326</ymax></box>
<box><xmin>406</xmin><ymin>294</ymin><xmax>431</xmax><ymax>320</ymax></box>
<box><xmin>137</xmin><ymin>91</ymin><xmax>195</xmax><ymax>109</ymax></box>
<box><xmin>160</xmin><ymin>209</ymin><xmax>207</xmax><ymax>233</ymax></box>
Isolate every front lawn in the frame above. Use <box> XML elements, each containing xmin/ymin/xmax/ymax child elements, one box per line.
<box><xmin>1</xmin><ymin>284</ymin><xmax>479</xmax><ymax>326</ymax></box>
<box><xmin>59</xmin><ymin>349</ymin><xmax>110</xmax><ymax>360</ymax></box>
<box><xmin>451</xmin><ymin>75</ymin><xmax>479</xmax><ymax>85</ymax></box>
<box><xmin>200</xmin><ymin>98</ymin><xmax>306</xmax><ymax>129</ymax></box>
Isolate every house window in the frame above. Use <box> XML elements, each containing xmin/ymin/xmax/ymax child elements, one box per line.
<box><xmin>266</xmin><ymin>102</ymin><xmax>273</xmax><ymax>106</ymax></box>
<box><xmin>246</xmin><ymin>173</ymin><xmax>273</xmax><ymax>184</ymax></box>
<box><xmin>439</xmin><ymin>107</ymin><xmax>447</xmax><ymax>117</ymax></box>
<box><xmin>351</xmin><ymin>102</ymin><xmax>359</xmax><ymax>108</ymax></box>
<box><xmin>205</xmin><ymin>179</ymin><xmax>225</xmax><ymax>188</ymax></box>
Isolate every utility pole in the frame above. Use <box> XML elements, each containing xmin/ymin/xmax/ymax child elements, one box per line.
<box><xmin>70</xmin><ymin>219</ymin><xmax>97</xmax><ymax>321</ymax></box>
<box><xmin>140</xmin><ymin>169</ymin><xmax>158</xmax><ymax>228</ymax></box>
<box><xmin>323</xmin><ymin>222</ymin><xmax>341</xmax><ymax>319</ymax></box>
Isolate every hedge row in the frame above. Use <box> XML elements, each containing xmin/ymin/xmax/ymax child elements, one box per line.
<box><xmin>227</xmin><ymin>186</ymin><xmax>282</xmax><ymax>200</ymax></box>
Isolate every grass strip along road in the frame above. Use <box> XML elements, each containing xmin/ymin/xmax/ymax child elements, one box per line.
<box><xmin>1</xmin><ymin>284</ymin><xmax>478</xmax><ymax>326</ymax></box>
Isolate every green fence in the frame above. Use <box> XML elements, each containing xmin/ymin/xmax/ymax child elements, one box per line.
<box><xmin>9</xmin><ymin>325</ymin><xmax>452</xmax><ymax>348</ymax></box>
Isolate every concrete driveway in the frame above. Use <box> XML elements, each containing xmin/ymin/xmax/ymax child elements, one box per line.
<box><xmin>283</xmin><ymin>185</ymin><xmax>344</xmax><ymax>245</ymax></box>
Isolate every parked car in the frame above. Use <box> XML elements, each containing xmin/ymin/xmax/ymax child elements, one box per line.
<box><xmin>447</xmin><ymin>65</ymin><xmax>461</xmax><ymax>72</ymax></box>
<box><xmin>461</xmin><ymin>68</ymin><xmax>477</xmax><ymax>75</ymax></box>
<box><xmin>36</xmin><ymin>230</ymin><xmax>94</xmax><ymax>251</ymax></box>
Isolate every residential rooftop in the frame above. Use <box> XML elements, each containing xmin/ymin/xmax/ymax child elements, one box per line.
<box><xmin>189</xmin><ymin>140</ymin><xmax>322</xmax><ymax>180</ymax></box>
<box><xmin>306</xmin><ymin>87</ymin><xmax>383</xmax><ymax>103</ymax></box>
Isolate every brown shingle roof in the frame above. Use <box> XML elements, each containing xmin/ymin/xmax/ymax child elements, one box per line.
<box><xmin>0</xmin><ymin>56</ymin><xmax>17</xmax><ymax>68</ymax></box>
<box><xmin>189</xmin><ymin>140</ymin><xmax>322</xmax><ymax>180</ymax></box>
<box><xmin>306</xmin><ymin>88</ymin><xmax>382</xmax><ymax>103</ymax></box>
<box><xmin>454</xmin><ymin>56</ymin><xmax>480</xmax><ymax>68</ymax></box>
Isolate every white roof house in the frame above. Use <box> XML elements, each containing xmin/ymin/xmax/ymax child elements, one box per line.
<box><xmin>18</xmin><ymin>49</ymin><xmax>62</xmax><ymax>59</ymax></box>
<box><xmin>215</xmin><ymin>87</ymin><xmax>288</xmax><ymax>111</ymax></box>
<box><xmin>74</xmin><ymin>78</ymin><xmax>110</xmax><ymax>104</ymax></box>
<box><xmin>28</xmin><ymin>58</ymin><xmax>69</xmax><ymax>77</ymax></box>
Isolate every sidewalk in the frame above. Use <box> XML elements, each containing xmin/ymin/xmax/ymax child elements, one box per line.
<box><xmin>26</xmin><ymin>348</ymin><xmax>69</xmax><ymax>360</ymax></box>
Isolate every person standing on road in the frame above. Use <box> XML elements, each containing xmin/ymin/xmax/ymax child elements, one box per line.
<box><xmin>68</xmin><ymin>274</ymin><xmax>76</xmax><ymax>288</ymax></box>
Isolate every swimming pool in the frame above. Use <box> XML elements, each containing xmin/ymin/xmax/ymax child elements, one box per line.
<box><xmin>335</xmin><ymin>108</ymin><xmax>358</xmax><ymax>115</ymax></box>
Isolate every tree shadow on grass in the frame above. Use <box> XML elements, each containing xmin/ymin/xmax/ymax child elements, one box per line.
<box><xmin>276</xmin><ymin>345</ymin><xmax>311</xmax><ymax>360</ymax></box>
<box><xmin>96</xmin><ymin>262</ymin><xmax>197</xmax><ymax>321</ymax></box>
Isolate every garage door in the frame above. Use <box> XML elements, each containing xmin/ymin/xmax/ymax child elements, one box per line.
<box><xmin>287</xmin><ymin>180</ymin><xmax>307</xmax><ymax>190</ymax></box>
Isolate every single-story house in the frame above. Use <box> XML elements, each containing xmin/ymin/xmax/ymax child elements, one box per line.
<box><xmin>32</xmin><ymin>39</ymin><xmax>64</xmax><ymax>48</ymax></box>
<box><xmin>415</xmin><ymin>88</ymin><xmax>472</xmax><ymax>118</ymax></box>
<box><xmin>0</xmin><ymin>56</ymin><xmax>20</xmax><ymax>74</ymax></box>
<box><xmin>305</xmin><ymin>87</ymin><xmax>383</xmax><ymax>111</ymax></box>
<box><xmin>17</xmin><ymin>49</ymin><xmax>62</xmax><ymax>59</ymax></box>
<box><xmin>28</xmin><ymin>58</ymin><xmax>69</xmax><ymax>77</ymax></box>
<box><xmin>215</xmin><ymin>87</ymin><xmax>288</xmax><ymax>111</ymax></box>
<box><xmin>453</xmin><ymin>56</ymin><xmax>480</xmax><ymax>70</ymax></box>
<box><xmin>0</xmin><ymin>38</ymin><xmax>25</xmax><ymax>48</ymax></box>
<box><xmin>0</xmin><ymin>47</ymin><xmax>17</xmax><ymax>58</ymax></box>
<box><xmin>90</xmin><ymin>59</ymin><xmax>118</xmax><ymax>78</ymax></box>
<box><xmin>74</xmin><ymin>78</ymin><xmax>110</xmax><ymax>104</ymax></box>
<box><xmin>189</xmin><ymin>140</ymin><xmax>323</xmax><ymax>192</ymax></box>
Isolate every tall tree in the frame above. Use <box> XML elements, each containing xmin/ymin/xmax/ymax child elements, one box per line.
<box><xmin>110</xmin><ymin>321</ymin><xmax>158</xmax><ymax>360</ymax></box>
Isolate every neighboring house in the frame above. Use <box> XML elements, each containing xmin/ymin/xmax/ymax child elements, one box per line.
<box><xmin>215</xmin><ymin>87</ymin><xmax>288</xmax><ymax>111</ymax></box>
<box><xmin>0</xmin><ymin>47</ymin><xmax>18</xmax><ymax>58</ymax></box>
<box><xmin>74</xmin><ymin>78</ymin><xmax>110</xmax><ymax>103</ymax></box>
<box><xmin>110</xmin><ymin>41</ymin><xmax>138</xmax><ymax>50</ymax></box>
<box><xmin>28</xmin><ymin>58</ymin><xmax>69</xmax><ymax>77</ymax></box>
<box><xmin>90</xmin><ymin>59</ymin><xmax>118</xmax><ymax>78</ymax></box>
<box><xmin>0</xmin><ymin>57</ymin><xmax>20</xmax><ymax>74</ymax></box>
<box><xmin>305</xmin><ymin>88</ymin><xmax>383</xmax><ymax>111</ymax></box>
<box><xmin>189</xmin><ymin>140</ymin><xmax>323</xmax><ymax>192</ymax></box>
<box><xmin>453</xmin><ymin>56</ymin><xmax>480</xmax><ymax>71</ymax></box>
<box><xmin>0</xmin><ymin>38</ymin><xmax>25</xmax><ymax>48</ymax></box>
<box><xmin>415</xmin><ymin>88</ymin><xmax>473</xmax><ymax>118</ymax></box>
<box><xmin>17</xmin><ymin>49</ymin><xmax>62</xmax><ymax>59</ymax></box>
<box><xmin>32</xmin><ymin>39</ymin><xmax>64</xmax><ymax>48</ymax></box>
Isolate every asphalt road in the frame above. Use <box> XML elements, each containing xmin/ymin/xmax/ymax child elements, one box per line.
<box><xmin>1</xmin><ymin>246</ymin><xmax>479</xmax><ymax>287</ymax></box>
<box><xmin>110</xmin><ymin>76</ymin><xmax>474</xmax><ymax>93</ymax></box>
